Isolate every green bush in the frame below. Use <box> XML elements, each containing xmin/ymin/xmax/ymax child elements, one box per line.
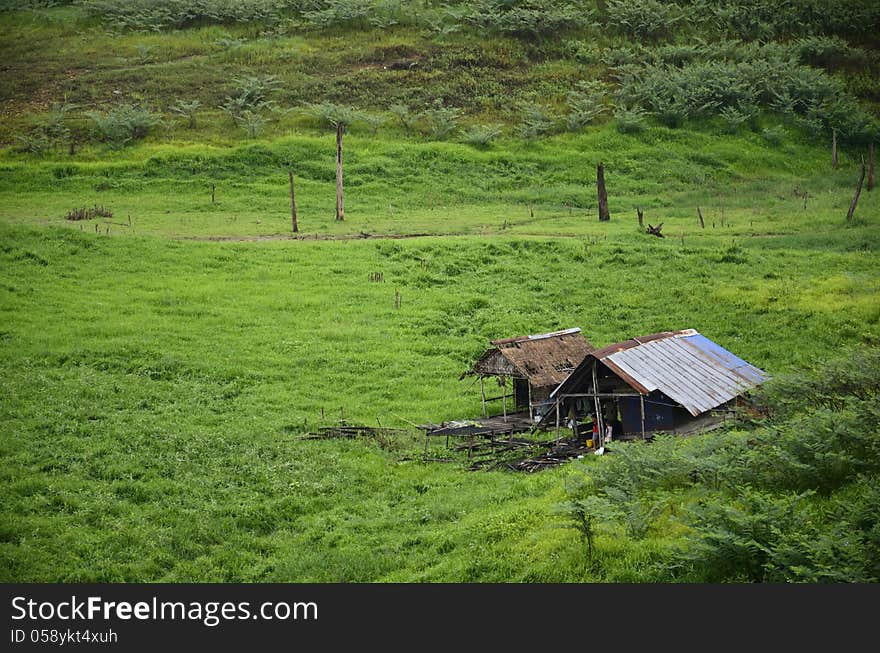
<box><xmin>87</xmin><ymin>104</ymin><xmax>161</xmax><ymax>149</ymax></box>
<box><xmin>613</xmin><ymin>106</ymin><xmax>646</xmax><ymax>134</ymax></box>
<box><xmin>461</xmin><ymin>124</ymin><xmax>502</xmax><ymax>148</ymax></box>
<box><xmin>605</xmin><ymin>0</ymin><xmax>684</xmax><ymax>40</ymax></box>
<box><xmin>422</xmin><ymin>106</ymin><xmax>461</xmax><ymax>140</ymax></box>
<box><xmin>79</xmin><ymin>0</ymin><xmax>292</xmax><ymax>31</ymax></box>
<box><xmin>515</xmin><ymin>101</ymin><xmax>554</xmax><ymax>140</ymax></box>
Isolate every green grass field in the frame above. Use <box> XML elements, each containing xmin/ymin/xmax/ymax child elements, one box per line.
<box><xmin>1</xmin><ymin>1</ymin><xmax>879</xmax><ymax>582</ymax></box>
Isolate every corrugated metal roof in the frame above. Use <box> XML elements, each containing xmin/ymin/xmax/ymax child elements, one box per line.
<box><xmin>465</xmin><ymin>328</ymin><xmax>595</xmax><ymax>388</ymax></box>
<box><xmin>597</xmin><ymin>329</ymin><xmax>768</xmax><ymax>416</ymax></box>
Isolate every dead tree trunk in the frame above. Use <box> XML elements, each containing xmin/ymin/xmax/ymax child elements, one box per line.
<box><xmin>637</xmin><ymin>208</ymin><xmax>644</xmax><ymax>230</ymax></box>
<box><xmin>832</xmin><ymin>128</ymin><xmax>839</xmax><ymax>169</ymax></box>
<box><xmin>289</xmin><ymin>171</ymin><xmax>298</xmax><ymax>233</ymax></box>
<box><xmin>597</xmin><ymin>163</ymin><xmax>610</xmax><ymax>221</ymax></box>
<box><xmin>335</xmin><ymin>123</ymin><xmax>344</xmax><ymax>221</ymax></box>
<box><xmin>697</xmin><ymin>206</ymin><xmax>705</xmax><ymax>229</ymax></box>
<box><xmin>868</xmin><ymin>142</ymin><xmax>874</xmax><ymax>192</ymax></box>
<box><xmin>846</xmin><ymin>156</ymin><xmax>866</xmax><ymax>224</ymax></box>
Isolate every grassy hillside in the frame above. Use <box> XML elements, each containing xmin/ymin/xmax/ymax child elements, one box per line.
<box><xmin>1</xmin><ymin>1</ymin><xmax>878</xmax><ymax>582</ymax></box>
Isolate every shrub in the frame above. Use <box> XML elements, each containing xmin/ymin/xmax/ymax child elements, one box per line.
<box><xmin>240</xmin><ymin>110</ymin><xmax>267</xmax><ymax>138</ymax></box>
<box><xmin>422</xmin><ymin>106</ymin><xmax>461</xmax><ymax>140</ymax></box>
<box><xmin>515</xmin><ymin>102</ymin><xmax>554</xmax><ymax>140</ymax></box>
<box><xmin>565</xmin><ymin>81</ymin><xmax>607</xmax><ymax>132</ymax></box>
<box><xmin>604</xmin><ymin>0</ymin><xmax>683</xmax><ymax>41</ymax></box>
<box><xmin>464</xmin><ymin>0</ymin><xmax>595</xmax><ymax>39</ymax></box>
<box><xmin>614</xmin><ymin>106</ymin><xmax>647</xmax><ymax>134</ymax></box>
<box><xmin>87</xmin><ymin>104</ymin><xmax>161</xmax><ymax>149</ymax></box>
<box><xmin>761</xmin><ymin>125</ymin><xmax>786</xmax><ymax>146</ymax></box>
<box><xmin>719</xmin><ymin>104</ymin><xmax>757</xmax><ymax>134</ymax></box>
<box><xmin>170</xmin><ymin>100</ymin><xmax>201</xmax><ymax>129</ymax></box>
<box><xmin>461</xmin><ymin>124</ymin><xmax>502</xmax><ymax>148</ymax></box>
<box><xmin>79</xmin><ymin>0</ymin><xmax>289</xmax><ymax>32</ymax></box>
<box><xmin>306</xmin><ymin>102</ymin><xmax>361</xmax><ymax>129</ymax></box>
<box><xmin>389</xmin><ymin>103</ymin><xmax>419</xmax><ymax>132</ymax></box>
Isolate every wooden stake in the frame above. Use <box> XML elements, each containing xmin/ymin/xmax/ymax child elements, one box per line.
<box><xmin>697</xmin><ymin>206</ymin><xmax>705</xmax><ymax>229</ymax></box>
<box><xmin>597</xmin><ymin>162</ymin><xmax>610</xmax><ymax>221</ymax></box>
<box><xmin>211</xmin><ymin>184</ymin><xmax>215</xmax><ymax>204</ymax></box>
<box><xmin>480</xmin><ymin>377</ymin><xmax>487</xmax><ymax>418</ymax></box>
<box><xmin>289</xmin><ymin>171</ymin><xmax>298</xmax><ymax>233</ymax></box>
<box><xmin>335</xmin><ymin>123</ymin><xmax>345</xmax><ymax>221</ymax></box>
<box><xmin>637</xmin><ymin>208</ymin><xmax>644</xmax><ymax>230</ymax></box>
<box><xmin>846</xmin><ymin>156</ymin><xmax>866</xmax><ymax>224</ymax></box>
<box><xmin>832</xmin><ymin>128</ymin><xmax>839</xmax><ymax>169</ymax></box>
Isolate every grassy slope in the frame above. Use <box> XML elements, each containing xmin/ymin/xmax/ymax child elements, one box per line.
<box><xmin>1</xmin><ymin>6</ymin><xmax>878</xmax><ymax>582</ymax></box>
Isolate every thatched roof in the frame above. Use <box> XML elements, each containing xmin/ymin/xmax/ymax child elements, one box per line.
<box><xmin>464</xmin><ymin>328</ymin><xmax>595</xmax><ymax>388</ymax></box>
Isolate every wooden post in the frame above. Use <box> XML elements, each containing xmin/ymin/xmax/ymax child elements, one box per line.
<box><xmin>502</xmin><ymin>377</ymin><xmax>507</xmax><ymax>420</ymax></box>
<box><xmin>527</xmin><ymin>382</ymin><xmax>533</xmax><ymax>420</ymax></box>
<box><xmin>423</xmin><ymin>432</ymin><xmax>430</xmax><ymax>461</ymax></box>
<box><xmin>591</xmin><ymin>362</ymin><xmax>604</xmax><ymax>448</ymax></box>
<box><xmin>868</xmin><ymin>142</ymin><xmax>875</xmax><ymax>192</ymax></box>
<box><xmin>847</xmin><ymin>156</ymin><xmax>867</xmax><ymax>224</ymax></box>
<box><xmin>597</xmin><ymin>162</ymin><xmax>610</xmax><ymax>221</ymax></box>
<box><xmin>289</xmin><ymin>171</ymin><xmax>298</xmax><ymax>233</ymax></box>
<box><xmin>555</xmin><ymin>398</ymin><xmax>560</xmax><ymax>437</ymax></box>
<box><xmin>832</xmin><ymin>128</ymin><xmax>839</xmax><ymax>169</ymax></box>
<box><xmin>697</xmin><ymin>206</ymin><xmax>705</xmax><ymax>229</ymax></box>
<box><xmin>637</xmin><ymin>208</ymin><xmax>644</xmax><ymax>230</ymax></box>
<box><xmin>639</xmin><ymin>394</ymin><xmax>646</xmax><ymax>439</ymax></box>
<box><xmin>335</xmin><ymin>122</ymin><xmax>345</xmax><ymax>221</ymax></box>
<box><xmin>480</xmin><ymin>376</ymin><xmax>487</xmax><ymax>417</ymax></box>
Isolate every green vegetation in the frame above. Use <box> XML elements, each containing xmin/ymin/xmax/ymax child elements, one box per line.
<box><xmin>0</xmin><ymin>0</ymin><xmax>878</xmax><ymax>582</ymax></box>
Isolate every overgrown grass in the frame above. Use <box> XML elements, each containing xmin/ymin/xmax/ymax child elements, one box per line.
<box><xmin>1</xmin><ymin>217</ymin><xmax>877</xmax><ymax>581</ymax></box>
<box><xmin>1</xmin><ymin>0</ymin><xmax>878</xmax><ymax>583</ymax></box>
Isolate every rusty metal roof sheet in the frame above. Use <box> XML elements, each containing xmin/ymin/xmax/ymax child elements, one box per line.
<box><xmin>466</xmin><ymin>328</ymin><xmax>595</xmax><ymax>388</ymax></box>
<box><xmin>596</xmin><ymin>329</ymin><xmax>768</xmax><ymax>416</ymax></box>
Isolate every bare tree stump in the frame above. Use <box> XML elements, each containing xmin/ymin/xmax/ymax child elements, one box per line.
<box><xmin>847</xmin><ymin>156</ymin><xmax>866</xmax><ymax>224</ymax></box>
<box><xmin>697</xmin><ymin>206</ymin><xmax>705</xmax><ymax>229</ymax></box>
<box><xmin>832</xmin><ymin>128</ymin><xmax>839</xmax><ymax>170</ymax></box>
<box><xmin>597</xmin><ymin>163</ymin><xmax>610</xmax><ymax>222</ymax></box>
<box><xmin>335</xmin><ymin>123</ymin><xmax>345</xmax><ymax>221</ymax></box>
<box><xmin>289</xmin><ymin>171</ymin><xmax>298</xmax><ymax>233</ymax></box>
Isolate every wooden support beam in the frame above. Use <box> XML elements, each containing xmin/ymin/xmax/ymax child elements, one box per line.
<box><xmin>502</xmin><ymin>377</ymin><xmax>507</xmax><ymax>420</ymax></box>
<box><xmin>555</xmin><ymin>398</ymin><xmax>560</xmax><ymax>438</ymax></box>
<box><xmin>555</xmin><ymin>392</ymin><xmax>644</xmax><ymax>399</ymax></box>
<box><xmin>640</xmin><ymin>394</ymin><xmax>646</xmax><ymax>440</ymax></box>
<box><xmin>591</xmin><ymin>362</ymin><xmax>605</xmax><ymax>447</ymax></box>
<box><xmin>527</xmin><ymin>382</ymin><xmax>533</xmax><ymax>420</ymax></box>
<box><xmin>480</xmin><ymin>376</ymin><xmax>487</xmax><ymax>418</ymax></box>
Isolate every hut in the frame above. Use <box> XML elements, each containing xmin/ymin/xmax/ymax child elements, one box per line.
<box><xmin>540</xmin><ymin>329</ymin><xmax>768</xmax><ymax>444</ymax></box>
<box><xmin>462</xmin><ymin>328</ymin><xmax>595</xmax><ymax>420</ymax></box>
